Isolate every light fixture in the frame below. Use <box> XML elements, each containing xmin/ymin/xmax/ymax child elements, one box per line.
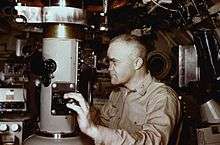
<box><xmin>14</xmin><ymin>2</ymin><xmax>27</xmax><ymax>23</ymax></box>
<box><xmin>15</xmin><ymin>15</ymin><xmax>27</xmax><ymax>23</ymax></box>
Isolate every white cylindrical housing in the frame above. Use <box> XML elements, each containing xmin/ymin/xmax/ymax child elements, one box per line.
<box><xmin>40</xmin><ymin>38</ymin><xmax>79</xmax><ymax>133</ymax></box>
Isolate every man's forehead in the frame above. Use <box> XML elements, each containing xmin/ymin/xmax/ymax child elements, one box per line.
<box><xmin>107</xmin><ymin>41</ymin><xmax>133</xmax><ymax>59</ymax></box>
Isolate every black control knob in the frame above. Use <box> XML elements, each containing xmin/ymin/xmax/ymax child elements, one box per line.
<box><xmin>43</xmin><ymin>59</ymin><xmax>57</xmax><ymax>74</ymax></box>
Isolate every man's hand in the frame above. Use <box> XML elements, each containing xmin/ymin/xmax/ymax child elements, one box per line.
<box><xmin>64</xmin><ymin>92</ymin><xmax>98</xmax><ymax>138</ymax></box>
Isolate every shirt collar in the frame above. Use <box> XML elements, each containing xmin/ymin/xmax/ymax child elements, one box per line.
<box><xmin>134</xmin><ymin>72</ymin><xmax>153</xmax><ymax>96</ymax></box>
<box><xmin>119</xmin><ymin>72</ymin><xmax>153</xmax><ymax>96</ymax></box>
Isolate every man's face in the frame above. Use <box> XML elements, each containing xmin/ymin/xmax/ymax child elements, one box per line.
<box><xmin>107</xmin><ymin>41</ymin><xmax>135</xmax><ymax>85</ymax></box>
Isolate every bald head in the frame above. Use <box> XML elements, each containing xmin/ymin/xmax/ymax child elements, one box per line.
<box><xmin>108</xmin><ymin>34</ymin><xmax>148</xmax><ymax>61</ymax></box>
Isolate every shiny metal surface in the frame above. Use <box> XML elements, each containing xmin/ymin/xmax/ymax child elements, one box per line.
<box><xmin>178</xmin><ymin>45</ymin><xmax>199</xmax><ymax>87</ymax></box>
<box><xmin>42</xmin><ymin>7</ymin><xmax>86</xmax><ymax>24</ymax></box>
<box><xmin>200</xmin><ymin>99</ymin><xmax>220</xmax><ymax>123</ymax></box>
<box><xmin>44</xmin><ymin>0</ymin><xmax>82</xmax><ymax>8</ymax></box>
<box><xmin>23</xmin><ymin>134</ymin><xmax>92</xmax><ymax>145</ymax></box>
<box><xmin>44</xmin><ymin>24</ymin><xmax>84</xmax><ymax>39</ymax></box>
<box><xmin>35</xmin><ymin>131</ymin><xmax>80</xmax><ymax>138</ymax></box>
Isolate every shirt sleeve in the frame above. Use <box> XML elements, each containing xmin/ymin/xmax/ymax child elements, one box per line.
<box><xmin>94</xmin><ymin>89</ymin><xmax>181</xmax><ymax>145</ymax></box>
<box><xmin>99</xmin><ymin>91</ymin><xmax>119</xmax><ymax>127</ymax></box>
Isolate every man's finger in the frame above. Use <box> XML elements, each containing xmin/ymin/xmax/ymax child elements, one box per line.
<box><xmin>66</xmin><ymin>103</ymin><xmax>84</xmax><ymax>115</ymax></box>
<box><xmin>64</xmin><ymin>92</ymin><xmax>76</xmax><ymax>99</ymax></box>
<box><xmin>64</xmin><ymin>93</ymin><xmax>89</xmax><ymax>112</ymax></box>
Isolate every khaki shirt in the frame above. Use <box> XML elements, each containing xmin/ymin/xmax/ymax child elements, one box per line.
<box><xmin>95</xmin><ymin>73</ymin><xmax>181</xmax><ymax>145</ymax></box>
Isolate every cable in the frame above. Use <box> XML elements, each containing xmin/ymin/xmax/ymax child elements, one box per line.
<box><xmin>151</xmin><ymin>0</ymin><xmax>177</xmax><ymax>12</ymax></box>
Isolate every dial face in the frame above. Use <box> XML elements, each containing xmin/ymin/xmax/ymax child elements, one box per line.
<box><xmin>0</xmin><ymin>124</ymin><xmax>8</xmax><ymax>131</ymax></box>
<box><xmin>11</xmin><ymin>124</ymin><xmax>20</xmax><ymax>132</ymax></box>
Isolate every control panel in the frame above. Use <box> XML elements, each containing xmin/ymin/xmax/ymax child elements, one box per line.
<box><xmin>51</xmin><ymin>82</ymin><xmax>77</xmax><ymax>115</ymax></box>
<box><xmin>0</xmin><ymin>88</ymin><xmax>27</xmax><ymax>112</ymax></box>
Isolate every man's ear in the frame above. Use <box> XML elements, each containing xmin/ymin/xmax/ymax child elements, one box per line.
<box><xmin>134</xmin><ymin>57</ymin><xmax>144</xmax><ymax>70</ymax></box>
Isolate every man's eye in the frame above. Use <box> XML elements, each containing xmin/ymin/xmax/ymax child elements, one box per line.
<box><xmin>109</xmin><ymin>61</ymin><xmax>116</xmax><ymax>66</ymax></box>
<box><xmin>112</xmin><ymin>60</ymin><xmax>117</xmax><ymax>63</ymax></box>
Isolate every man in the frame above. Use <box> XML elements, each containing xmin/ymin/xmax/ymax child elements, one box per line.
<box><xmin>64</xmin><ymin>34</ymin><xmax>181</xmax><ymax>145</ymax></box>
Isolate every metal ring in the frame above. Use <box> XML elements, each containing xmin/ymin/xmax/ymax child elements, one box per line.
<box><xmin>36</xmin><ymin>130</ymin><xmax>80</xmax><ymax>139</ymax></box>
<box><xmin>147</xmin><ymin>50</ymin><xmax>172</xmax><ymax>80</ymax></box>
